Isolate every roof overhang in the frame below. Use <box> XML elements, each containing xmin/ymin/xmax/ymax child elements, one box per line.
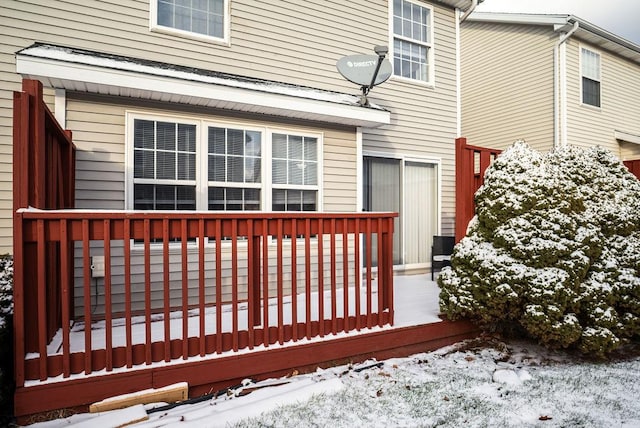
<box><xmin>466</xmin><ymin>13</ymin><xmax>640</xmax><ymax>65</ymax></box>
<box><xmin>434</xmin><ymin>0</ymin><xmax>478</xmax><ymax>9</ymax></box>
<box><xmin>615</xmin><ymin>130</ymin><xmax>640</xmax><ymax>145</ymax></box>
<box><xmin>16</xmin><ymin>44</ymin><xmax>390</xmax><ymax>128</ymax></box>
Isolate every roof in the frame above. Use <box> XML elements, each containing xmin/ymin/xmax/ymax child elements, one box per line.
<box><xmin>435</xmin><ymin>0</ymin><xmax>478</xmax><ymax>9</ymax></box>
<box><xmin>466</xmin><ymin>12</ymin><xmax>640</xmax><ymax>65</ymax></box>
<box><xmin>15</xmin><ymin>43</ymin><xmax>390</xmax><ymax>128</ymax></box>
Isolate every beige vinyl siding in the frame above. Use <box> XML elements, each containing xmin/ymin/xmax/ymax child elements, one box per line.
<box><xmin>65</xmin><ymin>94</ymin><xmax>358</xmax><ymax>315</ymax></box>
<box><xmin>0</xmin><ymin>31</ymin><xmax>56</xmax><ymax>252</ymax></box>
<box><xmin>461</xmin><ymin>21</ymin><xmax>556</xmax><ymax>153</ymax></box>
<box><xmin>73</xmin><ymin>237</ymin><xmax>358</xmax><ymax>318</ymax></box>
<box><xmin>363</xmin><ymin>4</ymin><xmax>459</xmax><ymax>235</ymax></box>
<box><xmin>565</xmin><ymin>40</ymin><xmax>640</xmax><ymax>157</ymax></box>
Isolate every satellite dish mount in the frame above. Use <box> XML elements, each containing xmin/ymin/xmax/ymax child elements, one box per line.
<box><xmin>336</xmin><ymin>45</ymin><xmax>392</xmax><ymax>105</ymax></box>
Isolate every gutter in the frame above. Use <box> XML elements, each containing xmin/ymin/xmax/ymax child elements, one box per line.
<box><xmin>554</xmin><ymin>20</ymin><xmax>579</xmax><ymax>149</ymax></box>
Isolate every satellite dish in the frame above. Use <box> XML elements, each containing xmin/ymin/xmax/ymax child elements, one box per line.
<box><xmin>336</xmin><ymin>54</ymin><xmax>392</xmax><ymax>87</ymax></box>
<box><xmin>336</xmin><ymin>46</ymin><xmax>391</xmax><ymax>105</ymax></box>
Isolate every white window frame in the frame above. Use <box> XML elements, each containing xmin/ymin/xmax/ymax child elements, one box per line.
<box><xmin>267</xmin><ymin>129</ymin><xmax>323</xmax><ymax>212</ymax></box>
<box><xmin>202</xmin><ymin>120</ymin><xmax>266</xmax><ymax>211</ymax></box>
<box><xmin>126</xmin><ymin>111</ymin><xmax>323</xmax><ymax>213</ymax></box>
<box><xmin>149</xmin><ymin>0</ymin><xmax>231</xmax><ymax>46</ymax></box>
<box><xmin>389</xmin><ymin>0</ymin><xmax>435</xmax><ymax>86</ymax></box>
<box><xmin>580</xmin><ymin>45</ymin><xmax>602</xmax><ymax>109</ymax></box>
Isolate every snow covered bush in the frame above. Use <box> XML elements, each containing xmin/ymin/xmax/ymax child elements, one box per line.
<box><xmin>0</xmin><ymin>255</ymin><xmax>12</xmax><ymax>422</ymax></box>
<box><xmin>0</xmin><ymin>255</ymin><xmax>13</xmax><ymax>330</ymax></box>
<box><xmin>439</xmin><ymin>141</ymin><xmax>640</xmax><ymax>357</ymax></box>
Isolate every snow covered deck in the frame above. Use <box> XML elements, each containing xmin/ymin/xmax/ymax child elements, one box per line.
<box><xmin>15</xmin><ymin>274</ymin><xmax>478</xmax><ymax>419</ymax></box>
<box><xmin>40</xmin><ymin>275</ymin><xmax>442</xmax><ymax>358</ymax></box>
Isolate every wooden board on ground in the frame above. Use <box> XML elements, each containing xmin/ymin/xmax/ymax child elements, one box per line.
<box><xmin>89</xmin><ymin>382</ymin><xmax>188</xmax><ymax>413</ymax></box>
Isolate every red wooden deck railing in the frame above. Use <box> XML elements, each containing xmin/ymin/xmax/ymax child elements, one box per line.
<box><xmin>455</xmin><ymin>137</ymin><xmax>501</xmax><ymax>242</ymax></box>
<box><xmin>13</xmin><ymin>210</ymin><xmax>396</xmax><ymax>386</ymax></box>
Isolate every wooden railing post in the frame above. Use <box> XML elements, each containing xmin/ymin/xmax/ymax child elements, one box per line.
<box><xmin>455</xmin><ymin>137</ymin><xmax>471</xmax><ymax>243</ymax></box>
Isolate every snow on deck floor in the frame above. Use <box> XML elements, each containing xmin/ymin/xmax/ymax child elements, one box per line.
<box><xmin>36</xmin><ymin>275</ymin><xmax>442</xmax><ymax>357</ymax></box>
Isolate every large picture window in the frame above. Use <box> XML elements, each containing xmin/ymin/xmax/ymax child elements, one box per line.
<box><xmin>128</xmin><ymin>114</ymin><xmax>321</xmax><ymax>213</ymax></box>
<box><xmin>392</xmin><ymin>0</ymin><xmax>433</xmax><ymax>83</ymax></box>
<box><xmin>581</xmin><ymin>47</ymin><xmax>601</xmax><ymax>107</ymax></box>
<box><xmin>151</xmin><ymin>0</ymin><xmax>229</xmax><ymax>43</ymax></box>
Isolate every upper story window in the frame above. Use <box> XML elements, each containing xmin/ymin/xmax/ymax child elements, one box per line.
<box><xmin>127</xmin><ymin>113</ymin><xmax>322</xmax><ymax>213</ymax></box>
<box><xmin>151</xmin><ymin>0</ymin><xmax>229</xmax><ymax>44</ymax></box>
<box><xmin>392</xmin><ymin>0</ymin><xmax>433</xmax><ymax>83</ymax></box>
<box><xmin>581</xmin><ymin>47</ymin><xmax>601</xmax><ymax>108</ymax></box>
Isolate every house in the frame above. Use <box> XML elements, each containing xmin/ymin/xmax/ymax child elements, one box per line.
<box><xmin>460</xmin><ymin>12</ymin><xmax>640</xmax><ymax>169</ymax></box>
<box><xmin>1</xmin><ymin>0</ymin><xmax>480</xmax><ymax>419</ymax></box>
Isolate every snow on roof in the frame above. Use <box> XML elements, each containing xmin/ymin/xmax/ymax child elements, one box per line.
<box><xmin>16</xmin><ymin>43</ymin><xmax>385</xmax><ymax>111</ymax></box>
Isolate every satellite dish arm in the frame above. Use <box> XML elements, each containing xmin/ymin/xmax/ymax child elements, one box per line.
<box><xmin>363</xmin><ymin>55</ymin><xmax>384</xmax><ymax>95</ymax></box>
<box><xmin>363</xmin><ymin>45</ymin><xmax>388</xmax><ymax>96</ymax></box>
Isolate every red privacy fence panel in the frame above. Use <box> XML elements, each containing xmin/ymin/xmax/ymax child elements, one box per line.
<box><xmin>624</xmin><ymin>160</ymin><xmax>640</xmax><ymax>180</ymax></box>
<box><xmin>455</xmin><ymin>137</ymin><xmax>501</xmax><ymax>242</ymax></box>
<box><xmin>12</xmin><ymin>79</ymin><xmax>76</xmax><ymax>362</ymax></box>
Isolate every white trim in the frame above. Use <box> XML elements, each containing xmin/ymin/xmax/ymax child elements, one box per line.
<box><xmin>455</xmin><ymin>7</ymin><xmax>461</xmax><ymax>137</ymax></box>
<box><xmin>54</xmin><ymin>88</ymin><xmax>66</xmax><ymax>129</ymax></box>
<box><xmin>16</xmin><ymin>47</ymin><xmax>390</xmax><ymax>128</ymax></box>
<box><xmin>149</xmin><ymin>0</ymin><xmax>230</xmax><ymax>46</ymax></box>
<box><xmin>466</xmin><ymin>12</ymin><xmax>570</xmax><ymax>26</ymax></box>
<box><xmin>615</xmin><ymin>130</ymin><xmax>640</xmax><ymax>145</ymax></box>
<box><xmin>559</xmin><ymin>40</ymin><xmax>568</xmax><ymax>147</ymax></box>
<box><xmin>356</xmin><ymin>128</ymin><xmax>363</xmax><ymax>212</ymax></box>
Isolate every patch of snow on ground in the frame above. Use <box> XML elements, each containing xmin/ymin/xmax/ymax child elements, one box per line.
<box><xmin>28</xmin><ymin>337</ymin><xmax>640</xmax><ymax>428</ymax></box>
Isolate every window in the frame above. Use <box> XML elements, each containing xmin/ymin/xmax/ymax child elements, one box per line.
<box><xmin>151</xmin><ymin>0</ymin><xmax>229</xmax><ymax>43</ymax></box>
<box><xmin>271</xmin><ymin>133</ymin><xmax>318</xmax><ymax>211</ymax></box>
<box><xmin>392</xmin><ymin>0</ymin><xmax>432</xmax><ymax>83</ymax></box>
<box><xmin>208</xmin><ymin>126</ymin><xmax>262</xmax><ymax>210</ymax></box>
<box><xmin>133</xmin><ymin>119</ymin><xmax>197</xmax><ymax>210</ymax></box>
<box><xmin>128</xmin><ymin>114</ymin><xmax>322</xmax><ymax>213</ymax></box>
<box><xmin>581</xmin><ymin>47</ymin><xmax>601</xmax><ymax>107</ymax></box>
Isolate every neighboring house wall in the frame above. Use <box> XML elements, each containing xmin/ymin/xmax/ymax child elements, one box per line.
<box><xmin>461</xmin><ymin>14</ymin><xmax>640</xmax><ymax>163</ymax></box>
<box><xmin>461</xmin><ymin>21</ymin><xmax>556</xmax><ymax>152</ymax></box>
<box><xmin>564</xmin><ymin>39</ymin><xmax>640</xmax><ymax>155</ymax></box>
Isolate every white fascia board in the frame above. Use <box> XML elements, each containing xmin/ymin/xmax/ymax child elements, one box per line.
<box><xmin>16</xmin><ymin>55</ymin><xmax>390</xmax><ymax>128</ymax></box>
<box><xmin>466</xmin><ymin>12</ymin><xmax>569</xmax><ymax>26</ymax></box>
<box><xmin>615</xmin><ymin>130</ymin><xmax>640</xmax><ymax>145</ymax></box>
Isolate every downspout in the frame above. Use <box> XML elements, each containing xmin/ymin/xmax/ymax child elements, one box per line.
<box><xmin>458</xmin><ymin>0</ymin><xmax>479</xmax><ymax>136</ymax></box>
<box><xmin>554</xmin><ymin>20</ymin><xmax>579</xmax><ymax>149</ymax></box>
<box><xmin>459</xmin><ymin>0</ymin><xmax>478</xmax><ymax>23</ymax></box>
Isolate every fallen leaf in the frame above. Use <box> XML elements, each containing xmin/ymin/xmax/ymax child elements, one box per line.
<box><xmin>376</xmin><ymin>389</ymin><xmax>383</xmax><ymax>397</ymax></box>
<box><xmin>443</xmin><ymin>396</ymin><xmax>450</xmax><ymax>401</ymax></box>
<box><xmin>539</xmin><ymin>415</ymin><xmax>553</xmax><ymax>421</ymax></box>
<box><xmin>465</xmin><ymin>356</ymin><xmax>475</xmax><ymax>362</ymax></box>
